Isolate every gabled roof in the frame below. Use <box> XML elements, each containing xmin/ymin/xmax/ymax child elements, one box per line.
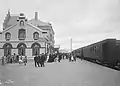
<box><xmin>1</xmin><ymin>24</ymin><xmax>17</xmax><ymax>33</ymax></box>
<box><xmin>27</xmin><ymin>23</ymin><xmax>46</xmax><ymax>32</ymax></box>
<box><xmin>28</xmin><ymin>19</ymin><xmax>51</xmax><ymax>27</ymax></box>
<box><xmin>7</xmin><ymin>16</ymin><xmax>19</xmax><ymax>26</ymax></box>
<box><xmin>3</xmin><ymin>15</ymin><xmax>19</xmax><ymax>29</ymax></box>
<box><xmin>0</xmin><ymin>22</ymin><xmax>47</xmax><ymax>34</ymax></box>
<box><xmin>28</xmin><ymin>19</ymin><xmax>55</xmax><ymax>35</ymax></box>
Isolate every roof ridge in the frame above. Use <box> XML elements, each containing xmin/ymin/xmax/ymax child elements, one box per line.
<box><xmin>27</xmin><ymin>23</ymin><xmax>45</xmax><ymax>32</ymax></box>
<box><xmin>1</xmin><ymin>24</ymin><xmax>17</xmax><ymax>33</ymax></box>
<box><xmin>28</xmin><ymin>18</ymin><xmax>50</xmax><ymax>25</ymax></box>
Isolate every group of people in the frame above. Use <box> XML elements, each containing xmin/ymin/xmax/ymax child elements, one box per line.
<box><xmin>34</xmin><ymin>53</ymin><xmax>46</xmax><ymax>67</ymax></box>
<box><xmin>0</xmin><ymin>53</ymin><xmax>28</xmax><ymax>65</ymax></box>
<box><xmin>1</xmin><ymin>53</ymin><xmax>18</xmax><ymax>65</ymax></box>
<box><xmin>18</xmin><ymin>55</ymin><xmax>27</xmax><ymax>65</ymax></box>
<box><xmin>33</xmin><ymin>53</ymin><xmax>77</xmax><ymax>67</ymax></box>
<box><xmin>1</xmin><ymin>52</ymin><xmax>77</xmax><ymax>66</ymax></box>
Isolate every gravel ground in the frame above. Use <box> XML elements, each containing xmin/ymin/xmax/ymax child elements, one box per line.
<box><xmin>0</xmin><ymin>59</ymin><xmax>120</xmax><ymax>86</ymax></box>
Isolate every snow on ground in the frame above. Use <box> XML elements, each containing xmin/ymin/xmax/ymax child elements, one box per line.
<box><xmin>0</xmin><ymin>58</ymin><xmax>120</xmax><ymax>86</ymax></box>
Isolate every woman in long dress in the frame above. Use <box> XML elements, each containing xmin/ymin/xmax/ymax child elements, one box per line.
<box><xmin>19</xmin><ymin>55</ymin><xmax>23</xmax><ymax>64</ymax></box>
<box><xmin>23</xmin><ymin>56</ymin><xmax>27</xmax><ymax>66</ymax></box>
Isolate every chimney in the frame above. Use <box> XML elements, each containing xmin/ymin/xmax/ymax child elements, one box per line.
<box><xmin>35</xmin><ymin>12</ymin><xmax>38</xmax><ymax>20</ymax></box>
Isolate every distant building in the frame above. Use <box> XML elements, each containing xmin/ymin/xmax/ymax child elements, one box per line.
<box><xmin>59</xmin><ymin>49</ymin><xmax>69</xmax><ymax>53</ymax></box>
<box><xmin>0</xmin><ymin>10</ymin><xmax>55</xmax><ymax>58</ymax></box>
<box><xmin>53</xmin><ymin>45</ymin><xmax>60</xmax><ymax>53</ymax></box>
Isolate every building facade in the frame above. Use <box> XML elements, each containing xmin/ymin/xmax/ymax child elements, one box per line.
<box><xmin>0</xmin><ymin>11</ymin><xmax>55</xmax><ymax>58</ymax></box>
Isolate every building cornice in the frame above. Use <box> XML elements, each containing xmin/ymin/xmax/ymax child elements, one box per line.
<box><xmin>0</xmin><ymin>40</ymin><xmax>46</xmax><ymax>43</ymax></box>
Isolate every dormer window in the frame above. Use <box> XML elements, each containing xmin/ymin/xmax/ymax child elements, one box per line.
<box><xmin>18</xmin><ymin>29</ymin><xmax>26</xmax><ymax>40</ymax></box>
<box><xmin>20</xmin><ymin>20</ymin><xmax>24</xmax><ymax>26</ymax></box>
<box><xmin>33</xmin><ymin>32</ymin><xmax>39</xmax><ymax>40</ymax></box>
<box><xmin>17</xmin><ymin>13</ymin><xmax>26</xmax><ymax>26</ymax></box>
<box><xmin>5</xmin><ymin>32</ymin><xmax>11</xmax><ymax>41</ymax></box>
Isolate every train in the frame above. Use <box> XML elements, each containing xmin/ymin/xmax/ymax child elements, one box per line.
<box><xmin>72</xmin><ymin>39</ymin><xmax>120</xmax><ymax>69</ymax></box>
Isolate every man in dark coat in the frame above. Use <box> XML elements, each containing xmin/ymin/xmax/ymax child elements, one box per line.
<box><xmin>48</xmin><ymin>54</ymin><xmax>52</xmax><ymax>62</ymax></box>
<box><xmin>69</xmin><ymin>54</ymin><xmax>71</xmax><ymax>62</ymax></box>
<box><xmin>34</xmin><ymin>55</ymin><xmax>40</xmax><ymax>67</ymax></box>
<box><xmin>38</xmin><ymin>54</ymin><xmax>41</xmax><ymax>66</ymax></box>
<box><xmin>40</xmin><ymin>53</ymin><xmax>45</xmax><ymax>67</ymax></box>
<box><xmin>58</xmin><ymin>54</ymin><xmax>62</xmax><ymax>62</ymax></box>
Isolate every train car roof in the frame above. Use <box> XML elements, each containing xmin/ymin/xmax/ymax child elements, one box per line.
<box><xmin>73</xmin><ymin>39</ymin><xmax>117</xmax><ymax>51</ymax></box>
<box><xmin>83</xmin><ymin>39</ymin><xmax>116</xmax><ymax>48</ymax></box>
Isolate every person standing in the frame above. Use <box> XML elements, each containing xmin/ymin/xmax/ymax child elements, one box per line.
<box><xmin>38</xmin><ymin>54</ymin><xmax>41</xmax><ymax>66</ymax></box>
<box><xmin>23</xmin><ymin>55</ymin><xmax>27</xmax><ymax>66</ymax></box>
<box><xmin>34</xmin><ymin>55</ymin><xmax>40</xmax><ymax>67</ymax></box>
<box><xmin>10</xmin><ymin>55</ymin><xmax>13</xmax><ymax>63</ymax></box>
<box><xmin>58</xmin><ymin>54</ymin><xmax>61</xmax><ymax>62</ymax></box>
<box><xmin>46</xmin><ymin>54</ymin><xmax>49</xmax><ymax>63</ymax></box>
<box><xmin>40</xmin><ymin>53</ymin><xmax>45</xmax><ymax>67</ymax></box>
<box><xmin>69</xmin><ymin>54</ymin><xmax>71</xmax><ymax>62</ymax></box>
<box><xmin>71</xmin><ymin>55</ymin><xmax>74</xmax><ymax>62</ymax></box>
<box><xmin>13</xmin><ymin>53</ymin><xmax>17</xmax><ymax>63</ymax></box>
<box><xmin>74</xmin><ymin>55</ymin><xmax>76</xmax><ymax>61</ymax></box>
<box><xmin>19</xmin><ymin>55</ymin><xmax>23</xmax><ymax>64</ymax></box>
<box><xmin>1</xmin><ymin>56</ymin><xmax>5</xmax><ymax>65</ymax></box>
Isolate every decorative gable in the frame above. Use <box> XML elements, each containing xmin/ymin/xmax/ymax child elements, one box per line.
<box><xmin>17</xmin><ymin>13</ymin><xmax>27</xmax><ymax>27</ymax></box>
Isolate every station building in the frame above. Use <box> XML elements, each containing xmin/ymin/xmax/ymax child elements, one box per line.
<box><xmin>0</xmin><ymin>10</ymin><xmax>55</xmax><ymax>58</ymax></box>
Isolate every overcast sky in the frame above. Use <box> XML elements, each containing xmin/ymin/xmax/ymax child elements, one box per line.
<box><xmin>0</xmin><ymin>0</ymin><xmax>120</xmax><ymax>51</ymax></box>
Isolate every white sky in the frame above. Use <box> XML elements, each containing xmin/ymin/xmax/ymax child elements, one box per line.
<box><xmin>0</xmin><ymin>0</ymin><xmax>120</xmax><ymax>51</ymax></box>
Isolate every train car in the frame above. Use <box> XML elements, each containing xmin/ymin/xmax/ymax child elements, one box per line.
<box><xmin>72</xmin><ymin>48</ymin><xmax>82</xmax><ymax>58</ymax></box>
<box><xmin>83</xmin><ymin>39</ymin><xmax>117</xmax><ymax>65</ymax></box>
<box><xmin>72</xmin><ymin>39</ymin><xmax>120</xmax><ymax>69</ymax></box>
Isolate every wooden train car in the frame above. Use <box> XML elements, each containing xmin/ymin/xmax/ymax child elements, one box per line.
<box><xmin>72</xmin><ymin>39</ymin><xmax>120</xmax><ymax>68</ymax></box>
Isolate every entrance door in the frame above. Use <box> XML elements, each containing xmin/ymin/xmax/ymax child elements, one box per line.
<box><xmin>31</xmin><ymin>43</ymin><xmax>41</xmax><ymax>56</ymax></box>
<box><xmin>18</xmin><ymin>44</ymin><xmax>26</xmax><ymax>56</ymax></box>
<box><xmin>33</xmin><ymin>44</ymin><xmax>40</xmax><ymax>56</ymax></box>
<box><xmin>3</xmin><ymin>43</ymin><xmax>12</xmax><ymax>56</ymax></box>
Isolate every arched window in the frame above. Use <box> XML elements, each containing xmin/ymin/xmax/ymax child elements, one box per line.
<box><xmin>20</xmin><ymin>20</ymin><xmax>24</xmax><ymax>26</ymax></box>
<box><xmin>18</xmin><ymin>29</ymin><xmax>26</xmax><ymax>40</ymax></box>
<box><xmin>5</xmin><ymin>32</ymin><xmax>11</xmax><ymax>41</ymax></box>
<box><xmin>33</xmin><ymin>32</ymin><xmax>39</xmax><ymax>40</ymax></box>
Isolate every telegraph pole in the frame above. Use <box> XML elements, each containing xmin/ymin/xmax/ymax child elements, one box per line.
<box><xmin>70</xmin><ymin>38</ymin><xmax>72</xmax><ymax>53</ymax></box>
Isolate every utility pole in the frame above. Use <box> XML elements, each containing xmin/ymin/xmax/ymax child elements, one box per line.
<box><xmin>70</xmin><ymin>38</ymin><xmax>72</xmax><ymax>53</ymax></box>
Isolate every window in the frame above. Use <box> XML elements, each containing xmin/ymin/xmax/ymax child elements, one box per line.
<box><xmin>33</xmin><ymin>32</ymin><xmax>39</xmax><ymax>40</ymax></box>
<box><xmin>18</xmin><ymin>29</ymin><xmax>26</xmax><ymax>40</ymax></box>
<box><xmin>20</xmin><ymin>20</ymin><xmax>24</xmax><ymax>26</ymax></box>
<box><xmin>5</xmin><ymin>32</ymin><xmax>11</xmax><ymax>41</ymax></box>
<box><xmin>91</xmin><ymin>46</ymin><xmax>98</xmax><ymax>53</ymax></box>
<box><xmin>42</xmin><ymin>32</ymin><xmax>47</xmax><ymax>34</ymax></box>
